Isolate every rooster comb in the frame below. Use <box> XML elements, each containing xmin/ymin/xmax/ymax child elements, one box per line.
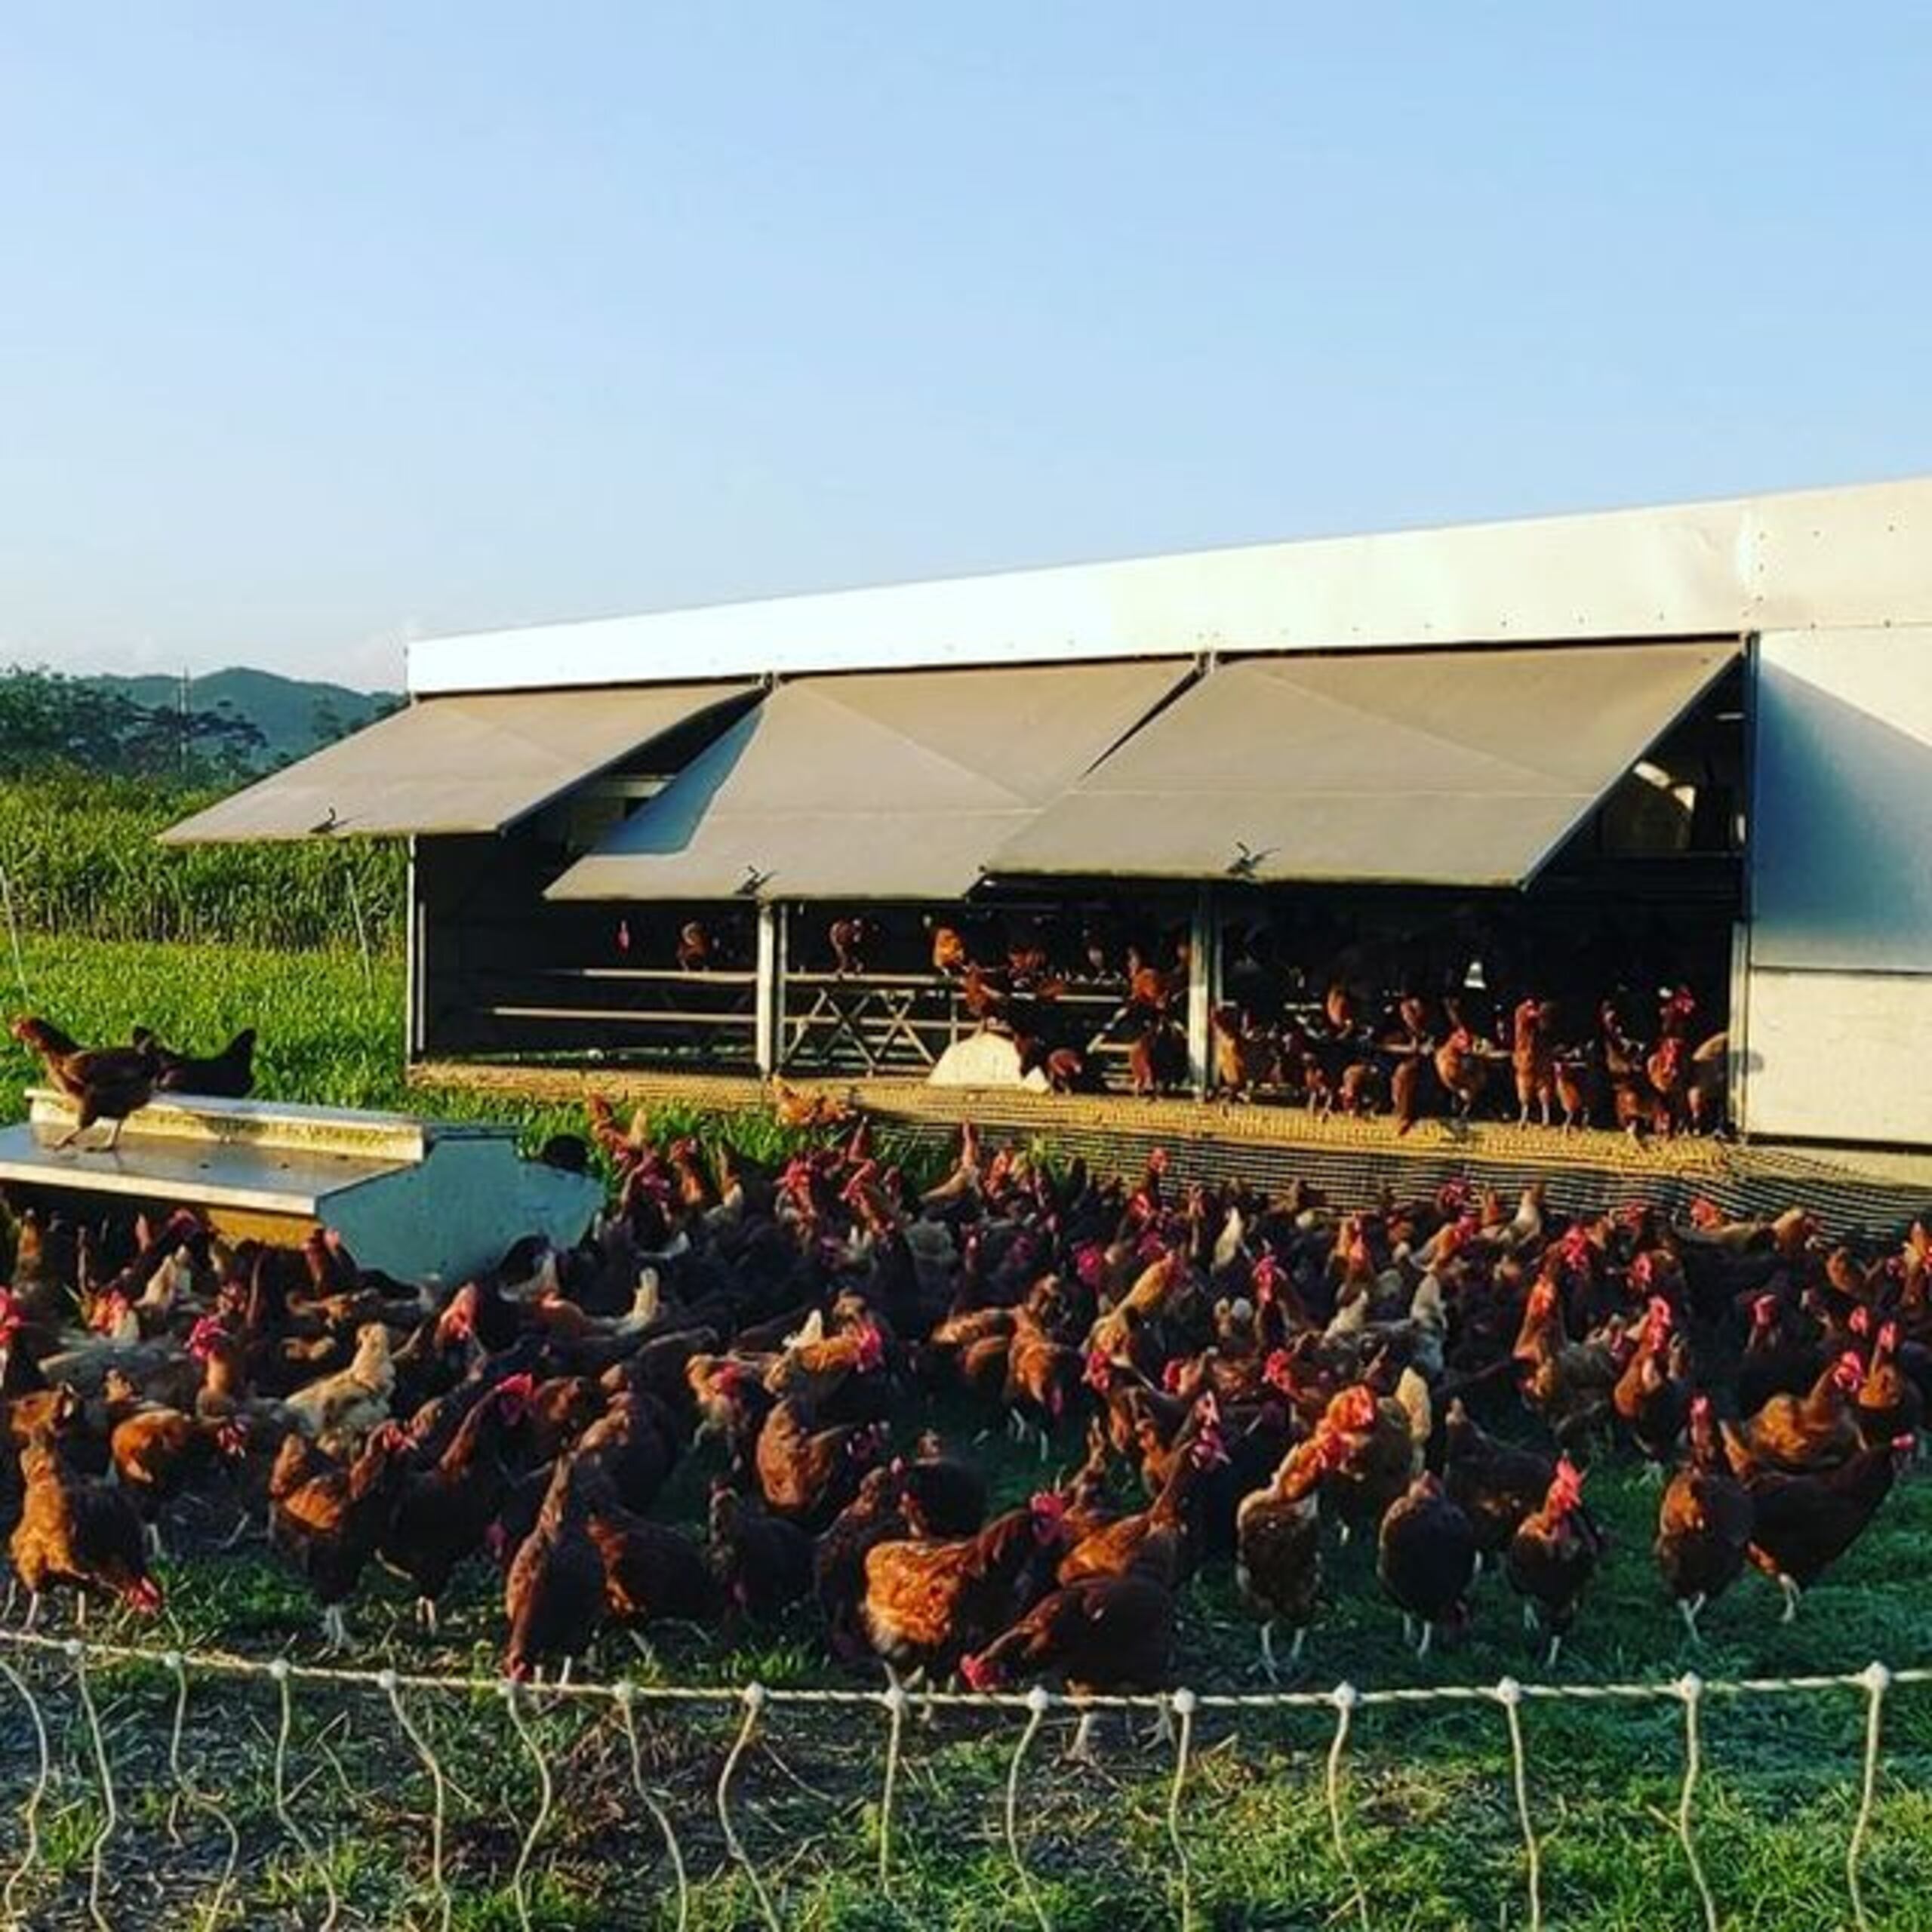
<box><xmin>1332</xmin><ymin>1384</ymin><xmax>1378</xmax><ymax>1429</ymax></box>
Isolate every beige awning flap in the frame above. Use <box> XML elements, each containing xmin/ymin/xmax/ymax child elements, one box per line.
<box><xmin>159</xmin><ymin>683</ymin><xmax>754</xmax><ymax>844</ymax></box>
<box><xmin>988</xmin><ymin>640</ymin><xmax>1740</xmax><ymax>885</ymax></box>
<box><xmin>547</xmin><ymin>659</ymin><xmax>1190</xmax><ymax>901</ymax></box>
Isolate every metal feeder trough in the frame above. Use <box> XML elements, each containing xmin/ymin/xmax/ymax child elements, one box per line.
<box><xmin>0</xmin><ymin>1088</ymin><xmax>604</xmax><ymax>1286</ymax></box>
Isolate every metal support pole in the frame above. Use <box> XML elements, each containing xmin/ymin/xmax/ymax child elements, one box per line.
<box><xmin>405</xmin><ymin>838</ymin><xmax>425</xmax><ymax>1063</ymax></box>
<box><xmin>1727</xmin><ymin>917</ymin><xmax>1751</xmax><ymax>1139</ymax></box>
<box><xmin>1730</xmin><ymin>630</ymin><xmax>1760</xmax><ymax>1142</ymax></box>
<box><xmin>1186</xmin><ymin>886</ymin><xmax>1219</xmax><ymax>1100</ymax></box>
<box><xmin>755</xmin><ymin>903</ymin><xmax>787</xmax><ymax>1075</ymax></box>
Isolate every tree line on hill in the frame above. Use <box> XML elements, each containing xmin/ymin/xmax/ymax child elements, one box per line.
<box><xmin>0</xmin><ymin>666</ymin><xmax>395</xmax><ymax>788</ymax></box>
<box><xmin>1</xmin><ymin>666</ymin><xmax>261</xmax><ymax>784</ymax></box>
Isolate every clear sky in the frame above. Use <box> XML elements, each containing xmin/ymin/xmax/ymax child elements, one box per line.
<box><xmin>3</xmin><ymin>5</ymin><xmax>1928</xmax><ymax>691</ymax></box>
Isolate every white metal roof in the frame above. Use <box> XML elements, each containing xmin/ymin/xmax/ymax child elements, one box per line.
<box><xmin>408</xmin><ymin>476</ymin><xmax>1932</xmax><ymax>696</ymax></box>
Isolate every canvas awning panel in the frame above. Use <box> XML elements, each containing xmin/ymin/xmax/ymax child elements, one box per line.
<box><xmin>160</xmin><ymin>684</ymin><xmax>754</xmax><ymax>843</ymax></box>
<box><xmin>547</xmin><ymin>660</ymin><xmax>1190</xmax><ymax>901</ymax></box>
<box><xmin>987</xmin><ymin>640</ymin><xmax>1739</xmax><ymax>886</ymax></box>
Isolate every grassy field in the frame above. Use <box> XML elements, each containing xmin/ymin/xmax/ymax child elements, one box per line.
<box><xmin>0</xmin><ymin>774</ymin><xmax>405</xmax><ymax>952</ymax></box>
<box><xmin>0</xmin><ymin>934</ymin><xmax>408</xmax><ymax>1120</ymax></box>
<box><xmin>2</xmin><ymin>1413</ymin><xmax>1927</xmax><ymax>1930</ymax></box>
<box><xmin>0</xmin><ymin>932</ymin><xmax>1929</xmax><ymax>1927</ymax></box>
<box><xmin>0</xmin><ymin>933</ymin><xmax>851</xmax><ymax>1172</ymax></box>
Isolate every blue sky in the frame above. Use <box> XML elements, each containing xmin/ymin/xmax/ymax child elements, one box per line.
<box><xmin>2</xmin><ymin>5</ymin><xmax>1928</xmax><ymax>689</ymax></box>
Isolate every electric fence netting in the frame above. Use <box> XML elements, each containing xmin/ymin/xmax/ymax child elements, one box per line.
<box><xmin>0</xmin><ymin>1632</ymin><xmax>1921</xmax><ymax>1929</ymax></box>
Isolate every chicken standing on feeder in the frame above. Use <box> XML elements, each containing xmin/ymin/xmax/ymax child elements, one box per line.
<box><xmin>135</xmin><ymin>1026</ymin><xmax>257</xmax><ymax>1099</ymax></box>
<box><xmin>10</xmin><ymin>1016</ymin><xmax>160</xmax><ymax>1151</ymax></box>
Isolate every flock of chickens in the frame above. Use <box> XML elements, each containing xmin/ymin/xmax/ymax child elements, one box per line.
<box><xmin>0</xmin><ymin>1056</ymin><xmax>1924</xmax><ymax>1718</ymax></box>
<box><xmin>1204</xmin><ymin>982</ymin><xmax>1730</xmax><ymax>1137</ymax></box>
<box><xmin>721</xmin><ymin>915</ymin><xmax>1734</xmax><ymax>1134</ymax></box>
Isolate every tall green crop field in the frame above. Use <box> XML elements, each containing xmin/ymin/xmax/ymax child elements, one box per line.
<box><xmin>0</xmin><ymin>774</ymin><xmax>404</xmax><ymax>952</ymax></box>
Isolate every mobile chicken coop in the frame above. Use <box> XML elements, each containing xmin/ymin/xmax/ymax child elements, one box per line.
<box><xmin>164</xmin><ymin>477</ymin><xmax>1932</xmax><ymax>1164</ymax></box>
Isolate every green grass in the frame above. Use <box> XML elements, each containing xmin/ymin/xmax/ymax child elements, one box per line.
<box><xmin>1</xmin><ymin>931</ymin><xmax>1929</xmax><ymax>1927</ymax></box>
<box><xmin>0</xmin><ymin>933</ymin><xmax>407</xmax><ymax>1119</ymax></box>
<box><xmin>0</xmin><ymin>932</ymin><xmax>928</xmax><ymax>1168</ymax></box>
<box><xmin>0</xmin><ymin>771</ymin><xmax>405</xmax><ymax>951</ymax></box>
<box><xmin>0</xmin><ymin>934</ymin><xmax>608</xmax><ymax>1168</ymax></box>
<box><xmin>4</xmin><ymin>1454</ymin><xmax>1929</xmax><ymax>1930</ymax></box>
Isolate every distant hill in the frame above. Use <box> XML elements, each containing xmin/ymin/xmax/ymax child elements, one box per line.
<box><xmin>86</xmin><ymin>668</ymin><xmax>401</xmax><ymax>768</ymax></box>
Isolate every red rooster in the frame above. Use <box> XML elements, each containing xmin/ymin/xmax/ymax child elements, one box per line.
<box><xmin>1511</xmin><ymin>998</ymin><xmax>1555</xmax><ymax>1127</ymax></box>
<box><xmin>1442</xmin><ymin>1398</ymin><xmax>1555</xmax><ymax>1561</ymax></box>
<box><xmin>959</xmin><ymin>1572</ymin><xmax>1174</xmax><ymax>1759</ymax></box>
<box><xmin>1654</xmin><ymin>1395</ymin><xmax>1755</xmax><ymax>1638</ymax></box>
<box><xmin>1503</xmin><ymin>1457</ymin><xmax>1604</xmax><ymax>1666</ymax></box>
<box><xmin>11</xmin><ymin>1427</ymin><xmax>164</xmax><ymax>1624</ymax></box>
<box><xmin>1743</xmin><ymin>1435</ymin><xmax>1909</xmax><ymax>1622</ymax></box>
<box><xmin>861</xmin><ymin>1494</ymin><xmax>1068</xmax><ymax>1679</ymax></box>
<box><xmin>1377</xmin><ymin>1472</ymin><xmax>1476</xmax><ymax>1656</ymax></box>
<box><xmin>1235</xmin><ymin>1429</ymin><xmax>1337</xmax><ymax>1678</ymax></box>
<box><xmin>1612</xmin><ymin>1296</ymin><xmax>1691</xmax><ymax>1472</ymax></box>
<box><xmin>1722</xmin><ymin>1352</ymin><xmax>1865</xmax><ymax>1476</ymax></box>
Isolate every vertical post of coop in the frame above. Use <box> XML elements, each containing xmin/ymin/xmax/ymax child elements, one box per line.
<box><xmin>755</xmin><ymin>902</ymin><xmax>787</xmax><ymax>1075</ymax></box>
<box><xmin>405</xmin><ymin>837</ymin><xmax>426</xmax><ymax>1063</ymax></box>
<box><xmin>1186</xmin><ymin>885</ymin><xmax>1219</xmax><ymax>1100</ymax></box>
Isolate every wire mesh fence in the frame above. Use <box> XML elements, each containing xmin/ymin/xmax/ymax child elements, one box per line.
<box><xmin>0</xmin><ymin>1632</ymin><xmax>1922</xmax><ymax>1930</ymax></box>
